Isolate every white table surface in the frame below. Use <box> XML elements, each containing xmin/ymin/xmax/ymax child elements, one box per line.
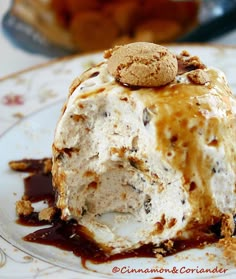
<box><xmin>0</xmin><ymin>0</ymin><xmax>236</xmax><ymax>79</ymax></box>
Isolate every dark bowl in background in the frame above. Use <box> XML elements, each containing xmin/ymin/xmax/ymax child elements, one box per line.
<box><xmin>2</xmin><ymin>0</ymin><xmax>236</xmax><ymax>58</ymax></box>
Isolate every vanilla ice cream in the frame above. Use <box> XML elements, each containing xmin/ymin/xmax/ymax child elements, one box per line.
<box><xmin>52</xmin><ymin>43</ymin><xmax>236</xmax><ymax>255</ymax></box>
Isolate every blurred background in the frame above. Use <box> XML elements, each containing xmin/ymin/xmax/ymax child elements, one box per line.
<box><xmin>0</xmin><ymin>0</ymin><xmax>236</xmax><ymax>77</ymax></box>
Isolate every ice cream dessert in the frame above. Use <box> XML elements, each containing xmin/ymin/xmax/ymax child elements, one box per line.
<box><xmin>52</xmin><ymin>42</ymin><xmax>236</xmax><ymax>256</ymax></box>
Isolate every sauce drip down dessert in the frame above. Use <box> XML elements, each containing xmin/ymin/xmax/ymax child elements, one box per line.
<box><xmin>11</xmin><ymin>158</ymin><xmax>224</xmax><ymax>263</ymax></box>
<box><xmin>12</xmin><ymin>42</ymin><xmax>236</xmax><ymax>263</ymax></box>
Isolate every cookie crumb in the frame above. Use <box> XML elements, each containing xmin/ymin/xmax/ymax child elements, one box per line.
<box><xmin>180</xmin><ymin>50</ymin><xmax>190</xmax><ymax>57</ymax></box>
<box><xmin>39</xmin><ymin>207</ymin><xmax>56</xmax><ymax>221</ymax></box>
<box><xmin>177</xmin><ymin>52</ymin><xmax>206</xmax><ymax>75</ymax></box>
<box><xmin>155</xmin><ymin>253</ymin><xmax>165</xmax><ymax>262</ymax></box>
<box><xmin>16</xmin><ymin>200</ymin><xmax>34</xmax><ymax>216</ymax></box>
<box><xmin>187</xmin><ymin>69</ymin><xmax>210</xmax><ymax>85</ymax></box>
<box><xmin>13</xmin><ymin>112</ymin><xmax>24</xmax><ymax>119</ymax></box>
<box><xmin>221</xmin><ymin>213</ymin><xmax>235</xmax><ymax>237</ymax></box>
<box><xmin>163</xmin><ymin>239</ymin><xmax>174</xmax><ymax>251</ymax></box>
<box><xmin>23</xmin><ymin>255</ymin><xmax>33</xmax><ymax>261</ymax></box>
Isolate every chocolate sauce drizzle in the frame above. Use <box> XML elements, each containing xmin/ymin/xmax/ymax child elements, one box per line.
<box><xmin>13</xmin><ymin>158</ymin><xmax>225</xmax><ymax>264</ymax></box>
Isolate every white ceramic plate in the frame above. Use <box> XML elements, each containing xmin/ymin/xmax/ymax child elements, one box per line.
<box><xmin>0</xmin><ymin>45</ymin><xmax>236</xmax><ymax>279</ymax></box>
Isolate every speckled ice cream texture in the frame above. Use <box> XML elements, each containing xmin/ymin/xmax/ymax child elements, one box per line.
<box><xmin>52</xmin><ymin>61</ymin><xmax>236</xmax><ymax>254</ymax></box>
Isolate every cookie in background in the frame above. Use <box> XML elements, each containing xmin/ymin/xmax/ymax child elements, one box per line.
<box><xmin>9</xmin><ymin>0</ymin><xmax>200</xmax><ymax>53</ymax></box>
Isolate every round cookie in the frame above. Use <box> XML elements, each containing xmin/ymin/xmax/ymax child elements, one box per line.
<box><xmin>105</xmin><ymin>42</ymin><xmax>178</xmax><ymax>87</ymax></box>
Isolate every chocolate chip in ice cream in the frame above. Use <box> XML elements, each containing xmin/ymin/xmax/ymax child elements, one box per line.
<box><xmin>104</xmin><ymin>42</ymin><xmax>178</xmax><ymax>87</ymax></box>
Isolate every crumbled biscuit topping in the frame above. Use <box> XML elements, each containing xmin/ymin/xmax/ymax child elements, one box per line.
<box><xmin>221</xmin><ymin>213</ymin><xmax>235</xmax><ymax>238</ymax></box>
<box><xmin>187</xmin><ymin>69</ymin><xmax>210</xmax><ymax>85</ymax></box>
<box><xmin>39</xmin><ymin>207</ymin><xmax>56</xmax><ymax>221</ymax></box>
<box><xmin>16</xmin><ymin>200</ymin><xmax>34</xmax><ymax>216</ymax></box>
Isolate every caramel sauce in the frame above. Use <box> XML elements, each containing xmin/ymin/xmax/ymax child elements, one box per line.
<box><xmin>134</xmin><ymin>69</ymin><xmax>235</xmax><ymax>228</ymax></box>
<box><xmin>16</xmin><ymin>164</ymin><xmax>220</xmax><ymax>264</ymax></box>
